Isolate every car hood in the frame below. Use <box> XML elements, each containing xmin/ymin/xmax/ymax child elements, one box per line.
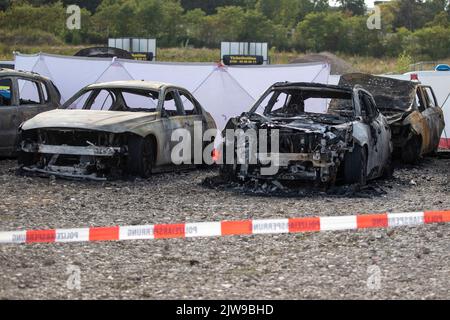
<box><xmin>21</xmin><ymin>109</ymin><xmax>159</xmax><ymax>134</ymax></box>
<box><xmin>241</xmin><ymin>113</ymin><xmax>351</xmax><ymax>134</ymax></box>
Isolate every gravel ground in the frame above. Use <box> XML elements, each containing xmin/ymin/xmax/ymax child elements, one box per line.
<box><xmin>0</xmin><ymin>157</ymin><xmax>449</xmax><ymax>300</ymax></box>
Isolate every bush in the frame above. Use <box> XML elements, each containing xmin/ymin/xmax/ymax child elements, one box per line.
<box><xmin>410</xmin><ymin>26</ymin><xmax>450</xmax><ymax>60</ymax></box>
<box><xmin>0</xmin><ymin>28</ymin><xmax>63</xmax><ymax>46</ymax></box>
<box><xmin>395</xmin><ymin>51</ymin><xmax>413</xmax><ymax>74</ymax></box>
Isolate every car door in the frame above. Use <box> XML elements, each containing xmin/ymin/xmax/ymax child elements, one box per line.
<box><xmin>413</xmin><ymin>87</ymin><xmax>433</xmax><ymax>154</ymax></box>
<box><xmin>420</xmin><ymin>86</ymin><xmax>445</xmax><ymax>153</ymax></box>
<box><xmin>0</xmin><ymin>77</ymin><xmax>20</xmax><ymax>155</ymax></box>
<box><xmin>160</xmin><ymin>88</ymin><xmax>190</xmax><ymax>165</ymax></box>
<box><xmin>16</xmin><ymin>77</ymin><xmax>45</xmax><ymax>125</ymax></box>
<box><xmin>178</xmin><ymin>90</ymin><xmax>205</xmax><ymax>164</ymax></box>
<box><xmin>359</xmin><ymin>91</ymin><xmax>390</xmax><ymax>178</ymax></box>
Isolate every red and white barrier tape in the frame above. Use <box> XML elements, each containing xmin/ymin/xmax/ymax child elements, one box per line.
<box><xmin>0</xmin><ymin>211</ymin><xmax>449</xmax><ymax>244</ymax></box>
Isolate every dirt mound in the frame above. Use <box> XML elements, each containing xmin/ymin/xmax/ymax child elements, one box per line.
<box><xmin>290</xmin><ymin>52</ymin><xmax>355</xmax><ymax>75</ymax></box>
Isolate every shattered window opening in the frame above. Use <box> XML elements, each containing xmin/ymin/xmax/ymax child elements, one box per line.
<box><xmin>90</xmin><ymin>89</ymin><xmax>115</xmax><ymax>110</ymax></box>
<box><xmin>65</xmin><ymin>88</ymin><xmax>160</xmax><ymax>112</ymax></box>
<box><xmin>0</xmin><ymin>78</ymin><xmax>12</xmax><ymax>106</ymax></box>
<box><xmin>162</xmin><ymin>90</ymin><xmax>184</xmax><ymax>117</ymax></box>
<box><xmin>18</xmin><ymin>79</ymin><xmax>42</xmax><ymax>105</ymax></box>
<box><xmin>179</xmin><ymin>91</ymin><xmax>200</xmax><ymax>116</ymax></box>
<box><xmin>253</xmin><ymin>87</ymin><xmax>355</xmax><ymax>120</ymax></box>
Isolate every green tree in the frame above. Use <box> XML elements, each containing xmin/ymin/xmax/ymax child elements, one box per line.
<box><xmin>180</xmin><ymin>0</ymin><xmax>253</xmax><ymax>14</ymax></box>
<box><xmin>0</xmin><ymin>1</ymin><xmax>66</xmax><ymax>36</ymax></box>
<box><xmin>0</xmin><ymin>0</ymin><xmax>11</xmax><ymax>11</ymax></box>
<box><xmin>293</xmin><ymin>11</ymin><xmax>349</xmax><ymax>52</ymax></box>
<box><xmin>336</xmin><ymin>0</ymin><xmax>366</xmax><ymax>16</ymax></box>
<box><xmin>392</xmin><ymin>0</ymin><xmax>428</xmax><ymax>31</ymax></box>
<box><xmin>411</xmin><ymin>25</ymin><xmax>450</xmax><ymax>59</ymax></box>
<box><xmin>297</xmin><ymin>0</ymin><xmax>329</xmax><ymax>20</ymax></box>
<box><xmin>92</xmin><ymin>0</ymin><xmax>139</xmax><ymax>37</ymax></box>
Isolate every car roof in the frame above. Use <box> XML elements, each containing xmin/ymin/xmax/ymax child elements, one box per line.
<box><xmin>0</xmin><ymin>68</ymin><xmax>51</xmax><ymax>81</ymax></box>
<box><xmin>86</xmin><ymin>80</ymin><xmax>183</xmax><ymax>92</ymax></box>
<box><xmin>272</xmin><ymin>81</ymin><xmax>353</xmax><ymax>93</ymax></box>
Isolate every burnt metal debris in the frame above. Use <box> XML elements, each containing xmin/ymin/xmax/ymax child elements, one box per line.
<box><xmin>339</xmin><ymin>73</ymin><xmax>445</xmax><ymax>164</ymax></box>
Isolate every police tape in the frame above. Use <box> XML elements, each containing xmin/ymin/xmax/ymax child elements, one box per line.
<box><xmin>0</xmin><ymin>210</ymin><xmax>449</xmax><ymax>244</ymax></box>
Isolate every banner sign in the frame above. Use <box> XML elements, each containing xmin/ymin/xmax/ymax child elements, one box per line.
<box><xmin>223</xmin><ymin>55</ymin><xmax>264</xmax><ymax>66</ymax></box>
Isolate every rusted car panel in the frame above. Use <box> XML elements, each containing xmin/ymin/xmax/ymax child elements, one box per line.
<box><xmin>0</xmin><ymin>69</ymin><xmax>61</xmax><ymax>157</ymax></box>
<box><xmin>339</xmin><ymin>73</ymin><xmax>445</xmax><ymax>163</ymax></box>
<box><xmin>18</xmin><ymin>81</ymin><xmax>217</xmax><ymax>180</ymax></box>
<box><xmin>220</xmin><ymin>82</ymin><xmax>392</xmax><ymax>186</ymax></box>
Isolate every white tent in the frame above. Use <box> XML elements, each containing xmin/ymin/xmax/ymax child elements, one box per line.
<box><xmin>14</xmin><ymin>53</ymin><xmax>330</xmax><ymax>129</ymax></box>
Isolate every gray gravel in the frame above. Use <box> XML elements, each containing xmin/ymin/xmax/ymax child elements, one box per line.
<box><xmin>0</xmin><ymin>157</ymin><xmax>449</xmax><ymax>300</ymax></box>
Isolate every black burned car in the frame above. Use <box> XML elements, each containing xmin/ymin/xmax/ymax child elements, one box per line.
<box><xmin>219</xmin><ymin>82</ymin><xmax>393</xmax><ymax>186</ymax></box>
<box><xmin>339</xmin><ymin>73</ymin><xmax>445</xmax><ymax>163</ymax></box>
<box><xmin>0</xmin><ymin>69</ymin><xmax>61</xmax><ymax>157</ymax></box>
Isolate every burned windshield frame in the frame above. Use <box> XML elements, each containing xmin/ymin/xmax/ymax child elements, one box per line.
<box><xmin>62</xmin><ymin>88</ymin><xmax>160</xmax><ymax>111</ymax></box>
<box><xmin>250</xmin><ymin>86</ymin><xmax>355</xmax><ymax>117</ymax></box>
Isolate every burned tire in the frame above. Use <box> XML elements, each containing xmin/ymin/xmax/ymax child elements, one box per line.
<box><xmin>402</xmin><ymin>135</ymin><xmax>422</xmax><ymax>164</ymax></box>
<box><xmin>17</xmin><ymin>151</ymin><xmax>35</xmax><ymax>167</ymax></box>
<box><xmin>220</xmin><ymin>164</ymin><xmax>240</xmax><ymax>182</ymax></box>
<box><xmin>344</xmin><ymin>144</ymin><xmax>368</xmax><ymax>185</ymax></box>
<box><xmin>126</xmin><ymin>136</ymin><xmax>155</xmax><ymax>178</ymax></box>
<box><xmin>382</xmin><ymin>155</ymin><xmax>394</xmax><ymax>179</ymax></box>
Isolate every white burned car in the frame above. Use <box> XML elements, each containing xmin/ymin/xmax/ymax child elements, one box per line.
<box><xmin>18</xmin><ymin>81</ymin><xmax>217</xmax><ymax>180</ymax></box>
<box><xmin>220</xmin><ymin>82</ymin><xmax>393</xmax><ymax>187</ymax></box>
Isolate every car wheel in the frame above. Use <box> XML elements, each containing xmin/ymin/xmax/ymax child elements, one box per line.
<box><xmin>201</xmin><ymin>136</ymin><xmax>216</xmax><ymax>167</ymax></box>
<box><xmin>382</xmin><ymin>155</ymin><xmax>394</xmax><ymax>179</ymax></box>
<box><xmin>429</xmin><ymin>140</ymin><xmax>441</xmax><ymax>157</ymax></box>
<box><xmin>18</xmin><ymin>151</ymin><xmax>35</xmax><ymax>167</ymax></box>
<box><xmin>127</xmin><ymin>136</ymin><xmax>155</xmax><ymax>178</ymax></box>
<box><xmin>344</xmin><ymin>144</ymin><xmax>368</xmax><ymax>185</ymax></box>
<box><xmin>402</xmin><ymin>135</ymin><xmax>422</xmax><ymax>164</ymax></box>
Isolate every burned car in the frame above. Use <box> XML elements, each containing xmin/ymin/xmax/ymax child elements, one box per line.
<box><xmin>18</xmin><ymin>81</ymin><xmax>217</xmax><ymax>180</ymax></box>
<box><xmin>339</xmin><ymin>73</ymin><xmax>445</xmax><ymax>163</ymax></box>
<box><xmin>0</xmin><ymin>68</ymin><xmax>61</xmax><ymax>157</ymax></box>
<box><xmin>220</xmin><ymin>82</ymin><xmax>393</xmax><ymax>186</ymax></box>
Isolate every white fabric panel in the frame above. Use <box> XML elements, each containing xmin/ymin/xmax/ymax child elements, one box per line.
<box><xmin>44</xmin><ymin>56</ymin><xmax>112</xmax><ymax>103</ymax></box>
<box><xmin>15</xmin><ymin>54</ymin><xmax>112</xmax><ymax>103</ymax></box>
<box><xmin>228</xmin><ymin>63</ymin><xmax>330</xmax><ymax>99</ymax></box>
<box><xmin>95</xmin><ymin>61</ymin><xmax>134</xmax><ymax>83</ymax></box>
<box><xmin>122</xmin><ymin>61</ymin><xmax>214</xmax><ymax>92</ymax></box>
<box><xmin>328</xmin><ymin>75</ymin><xmax>341</xmax><ymax>85</ymax></box>
<box><xmin>193</xmin><ymin>67</ymin><xmax>256</xmax><ymax>129</ymax></box>
<box><xmin>14</xmin><ymin>54</ymin><xmax>39</xmax><ymax>73</ymax></box>
<box><xmin>14</xmin><ymin>53</ymin><xmax>331</xmax><ymax>129</ymax></box>
<box><xmin>32</xmin><ymin>58</ymin><xmax>54</xmax><ymax>82</ymax></box>
<box><xmin>228</xmin><ymin>63</ymin><xmax>330</xmax><ymax>114</ymax></box>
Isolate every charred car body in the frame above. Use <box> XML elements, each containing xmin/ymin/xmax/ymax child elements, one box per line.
<box><xmin>339</xmin><ymin>73</ymin><xmax>445</xmax><ymax>163</ymax></box>
<box><xmin>0</xmin><ymin>69</ymin><xmax>61</xmax><ymax>157</ymax></box>
<box><xmin>220</xmin><ymin>82</ymin><xmax>393</xmax><ymax>186</ymax></box>
<box><xmin>18</xmin><ymin>81</ymin><xmax>217</xmax><ymax>180</ymax></box>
